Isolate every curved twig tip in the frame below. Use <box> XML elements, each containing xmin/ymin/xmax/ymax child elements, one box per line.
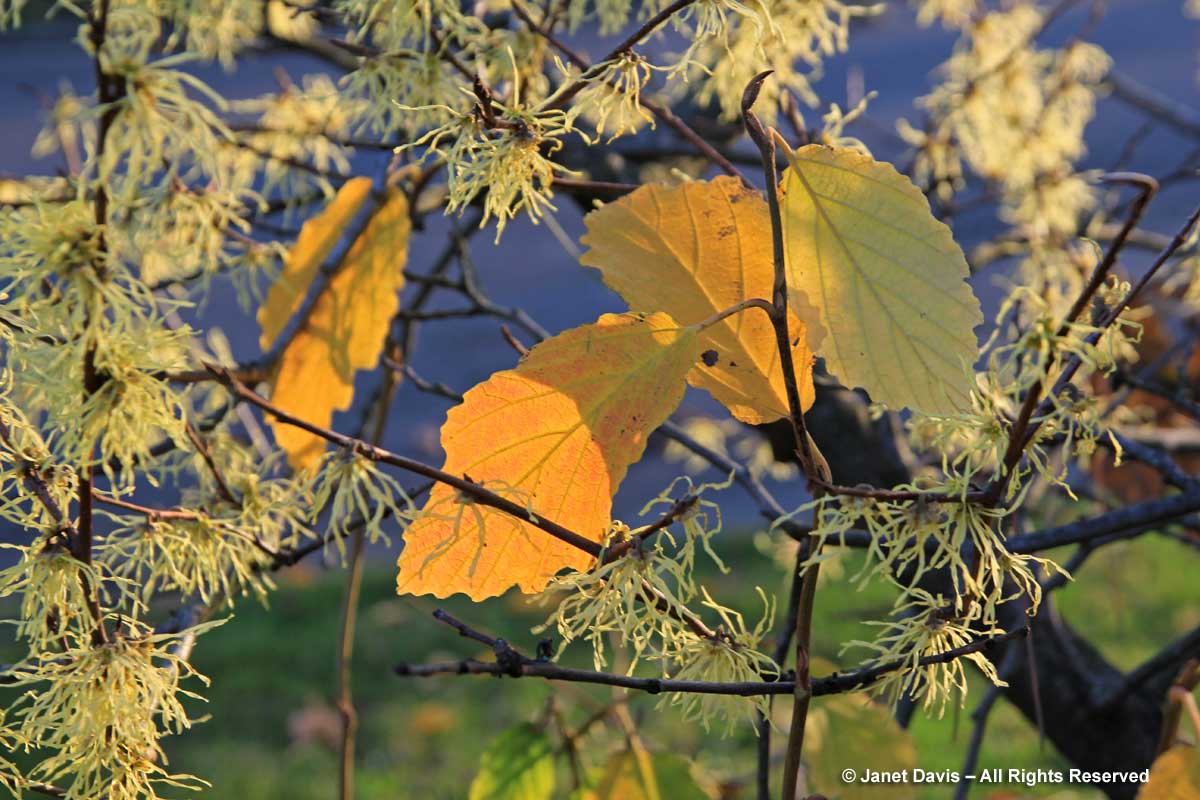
<box><xmin>742</xmin><ymin>70</ymin><xmax>775</xmax><ymax>115</ymax></box>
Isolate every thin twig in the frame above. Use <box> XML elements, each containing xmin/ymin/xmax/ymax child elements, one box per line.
<box><xmin>546</xmin><ymin>0</ymin><xmax>698</xmax><ymax>108</ymax></box>
<box><xmin>218</xmin><ymin>370</ymin><xmax>722</xmax><ymax>641</ymax></box>
<box><xmin>268</xmin><ymin>483</ymin><xmax>433</xmax><ymax>569</ymax></box>
<box><xmin>185</xmin><ymin>421</ymin><xmax>238</xmax><ymax>505</ymax></box>
<box><xmin>518</xmin><ymin>0</ymin><xmax>744</xmax><ymax>181</ymax></box>
<box><xmin>0</xmin><ymin>420</ymin><xmax>80</xmax><ymax>543</ymax></box>
<box><xmin>91</xmin><ymin>493</ymin><xmax>202</xmax><ymax>522</ymax></box>
<box><xmin>743</xmin><ymin>71</ymin><xmax>827</xmax><ymax>800</ymax></box>
<box><xmin>551</xmin><ymin>176</ymin><xmax>639</xmax><ymax>195</ymax></box>
<box><xmin>655</xmin><ymin>421</ymin><xmax>807</xmax><ymax>542</ymax></box>
<box><xmin>952</xmin><ymin>684</ymin><xmax>1004</xmax><ymax>800</ymax></box>
<box><xmin>1108</xmin><ymin>71</ymin><xmax>1200</xmax><ymax>139</ymax></box>
<box><xmin>602</xmin><ymin>494</ymin><xmax>700</xmax><ymax>562</ymax></box>
<box><xmin>1156</xmin><ymin>660</ymin><xmax>1200</xmax><ymax>755</ymax></box>
<box><xmin>1105</xmin><ymin>430</ymin><xmax>1197</xmax><ymax>491</ymax></box>
<box><xmin>985</xmin><ymin>175</ymin><xmax>1161</xmax><ymax>505</ymax></box>
<box><xmin>214</xmin><ymin>369</ymin><xmax>605</xmax><ymax>557</ymax></box>
<box><xmin>953</xmin><ymin>643</ymin><xmax>1026</xmax><ymax>800</ymax></box>
<box><xmin>1116</xmin><ymin>373</ymin><xmax>1200</xmax><ymax>423</ymax></box>
<box><xmin>808</xmin><ymin>478</ymin><xmax>988</xmax><ymax>505</ymax></box>
<box><xmin>74</xmin><ymin>0</ymin><xmax>121</xmax><ymax>646</ymax></box>
<box><xmin>396</xmin><ymin>620</ymin><xmax>1029</xmax><ymax>699</ymax></box>
<box><xmin>334</xmin><ymin>527</ymin><xmax>366</xmax><ymax>800</ymax></box>
<box><xmin>386</xmin><ymin>362</ymin><xmax>463</xmax><ymax>403</ymax></box>
<box><xmin>334</xmin><ymin>208</ymin><xmax>457</xmax><ymax>800</ymax></box>
<box><xmin>1102</xmin><ymin>203</ymin><xmax>1200</xmax><ymax>326</ymax></box>
<box><xmin>500</xmin><ymin>325</ymin><xmax>530</xmax><ymax>356</ymax></box>
<box><xmin>755</xmin><ymin>544</ymin><xmax>808</xmax><ymax>800</ymax></box>
<box><xmin>91</xmin><ymin>492</ymin><xmax>281</xmax><ymax>558</ymax></box>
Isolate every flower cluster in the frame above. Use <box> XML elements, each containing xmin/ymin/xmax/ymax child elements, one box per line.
<box><xmin>539</xmin><ymin>478</ymin><xmax>778</xmax><ymax>731</ymax></box>
<box><xmin>843</xmin><ymin>588</ymin><xmax>1004</xmax><ymax>715</ymax></box>
<box><xmin>306</xmin><ymin>448</ymin><xmax>418</xmax><ymax>560</ymax></box>
<box><xmin>780</xmin><ymin>271</ymin><xmax>1144</xmax><ymax>712</ymax></box>
<box><xmin>906</xmin><ymin>5</ymin><xmax>1108</xmax><ymax>198</ymax></box>
<box><xmin>562</xmin><ymin>51</ymin><xmax>661</xmax><ymax>142</ymax></box>
<box><xmin>398</xmin><ymin>96</ymin><xmax>577</xmax><ymax>240</ymax></box>
<box><xmin>681</xmin><ymin>0</ymin><xmax>882</xmax><ymax>123</ymax></box>
<box><xmin>911</xmin><ymin>0</ymin><xmax>979</xmax><ymax>29</ymax></box>
<box><xmin>901</xmin><ymin>2</ymin><xmax>1111</xmax><ymax>318</ymax></box>
<box><xmin>911</xmin><ymin>282</ymin><xmax>1142</xmax><ymax>496</ymax></box>
<box><xmin>226</xmin><ymin>74</ymin><xmax>359</xmax><ymax>199</ymax></box>
<box><xmin>5</xmin><ymin>621</ymin><xmax>222</xmax><ymax>800</ymax></box>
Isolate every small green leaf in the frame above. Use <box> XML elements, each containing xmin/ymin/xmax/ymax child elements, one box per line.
<box><xmin>468</xmin><ymin>723</ymin><xmax>556</xmax><ymax>800</ymax></box>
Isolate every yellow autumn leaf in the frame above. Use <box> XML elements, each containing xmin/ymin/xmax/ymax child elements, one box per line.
<box><xmin>258</xmin><ymin>176</ymin><xmax>374</xmax><ymax>349</ymax></box>
<box><xmin>397</xmin><ymin>311</ymin><xmax>702</xmax><ymax>600</ymax></box>
<box><xmin>264</xmin><ymin>187</ymin><xmax>410</xmax><ymax>471</ymax></box>
<box><xmin>1139</xmin><ymin>746</ymin><xmax>1200</xmax><ymax>800</ymax></box>
<box><xmin>579</xmin><ymin>176</ymin><xmax>816</xmax><ymax>424</ymax></box>
<box><xmin>804</xmin><ymin>690</ymin><xmax>918</xmax><ymax>800</ymax></box>
<box><xmin>779</xmin><ymin>142</ymin><xmax>982</xmax><ymax>414</ymax></box>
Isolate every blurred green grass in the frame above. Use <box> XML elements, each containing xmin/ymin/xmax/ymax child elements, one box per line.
<box><xmin>2</xmin><ymin>529</ymin><xmax>1194</xmax><ymax>798</ymax></box>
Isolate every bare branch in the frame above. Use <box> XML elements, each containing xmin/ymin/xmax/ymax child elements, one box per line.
<box><xmin>517</xmin><ymin>0</ymin><xmax>744</xmax><ymax>181</ymax></box>
<box><xmin>395</xmin><ymin>615</ymin><xmax>1030</xmax><ymax>700</ymax></box>
<box><xmin>1100</xmin><ymin>626</ymin><xmax>1200</xmax><ymax>711</ymax></box>
<box><xmin>1008</xmin><ymin>489</ymin><xmax>1200</xmax><ymax>553</ymax></box>
<box><xmin>1108</xmin><ymin>71</ymin><xmax>1200</xmax><ymax>139</ymax></box>
<box><xmin>987</xmin><ymin>173</ymin><xmax>1158</xmax><ymax>504</ymax></box>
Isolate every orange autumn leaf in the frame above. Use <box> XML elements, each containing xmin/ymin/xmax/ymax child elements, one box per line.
<box><xmin>397</xmin><ymin>311</ymin><xmax>702</xmax><ymax>600</ymax></box>
<box><xmin>264</xmin><ymin>187</ymin><xmax>410</xmax><ymax>471</ymax></box>
<box><xmin>579</xmin><ymin>176</ymin><xmax>816</xmax><ymax>424</ymax></box>
<box><xmin>258</xmin><ymin>177</ymin><xmax>374</xmax><ymax>349</ymax></box>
